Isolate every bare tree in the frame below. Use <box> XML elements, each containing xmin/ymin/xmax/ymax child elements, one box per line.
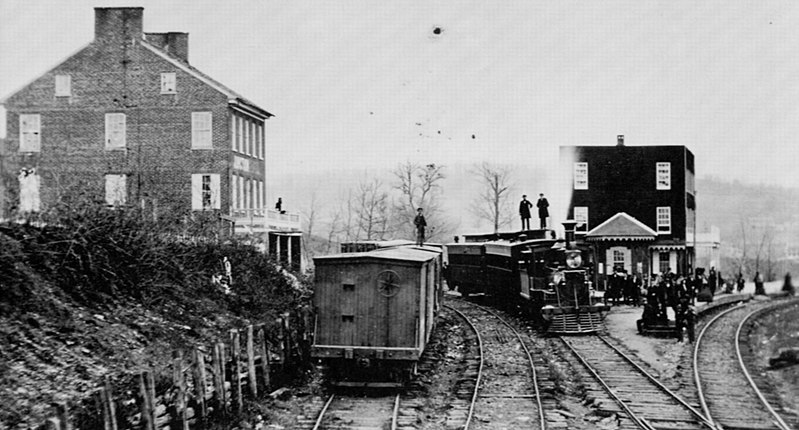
<box><xmin>470</xmin><ymin>162</ymin><xmax>514</xmax><ymax>233</ymax></box>
<box><xmin>391</xmin><ymin>162</ymin><xmax>453</xmax><ymax>242</ymax></box>
<box><xmin>354</xmin><ymin>178</ymin><xmax>391</xmax><ymax>240</ymax></box>
<box><xmin>300</xmin><ymin>191</ymin><xmax>321</xmax><ymax>261</ymax></box>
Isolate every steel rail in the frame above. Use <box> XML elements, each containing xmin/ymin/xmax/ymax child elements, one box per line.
<box><xmin>560</xmin><ymin>337</ymin><xmax>656</xmax><ymax>430</ymax></box>
<box><xmin>443</xmin><ymin>304</ymin><xmax>484</xmax><ymax>430</ymax></box>
<box><xmin>311</xmin><ymin>394</ymin><xmax>335</xmax><ymax>430</ymax></box>
<box><xmin>692</xmin><ymin>303</ymin><xmax>741</xmax><ymax>429</ymax></box>
<box><xmin>390</xmin><ymin>393</ymin><xmax>400</xmax><ymax>430</ymax></box>
<box><xmin>597</xmin><ymin>335</ymin><xmax>717</xmax><ymax>429</ymax></box>
<box><xmin>473</xmin><ymin>303</ymin><xmax>548</xmax><ymax>430</ymax></box>
<box><xmin>735</xmin><ymin>300</ymin><xmax>799</xmax><ymax>430</ymax></box>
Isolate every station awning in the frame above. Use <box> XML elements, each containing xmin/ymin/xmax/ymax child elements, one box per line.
<box><xmin>585</xmin><ymin>212</ymin><xmax>657</xmax><ymax>241</ymax></box>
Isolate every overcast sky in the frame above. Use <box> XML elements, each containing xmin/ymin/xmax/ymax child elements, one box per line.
<box><xmin>1</xmin><ymin>0</ymin><xmax>798</xmax><ymax>188</ymax></box>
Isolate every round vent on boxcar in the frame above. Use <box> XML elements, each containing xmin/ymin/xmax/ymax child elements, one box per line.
<box><xmin>377</xmin><ymin>270</ymin><xmax>401</xmax><ymax>297</ymax></box>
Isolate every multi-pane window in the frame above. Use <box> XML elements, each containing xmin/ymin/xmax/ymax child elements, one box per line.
<box><xmin>231</xmin><ymin>116</ymin><xmax>238</xmax><ymax>151</ymax></box>
<box><xmin>191</xmin><ymin>112</ymin><xmax>212</xmax><ymax>149</ymax></box>
<box><xmin>160</xmin><ymin>72</ymin><xmax>176</xmax><ymax>94</ymax></box>
<box><xmin>574</xmin><ymin>206</ymin><xmax>588</xmax><ymax>233</ymax></box>
<box><xmin>55</xmin><ymin>75</ymin><xmax>71</xmax><ymax>97</ymax></box>
<box><xmin>659</xmin><ymin>252</ymin><xmax>670</xmax><ymax>275</ymax></box>
<box><xmin>105</xmin><ymin>174</ymin><xmax>127</xmax><ymax>206</ymax></box>
<box><xmin>191</xmin><ymin>174</ymin><xmax>220</xmax><ymax>210</ymax></box>
<box><xmin>256</xmin><ymin>180</ymin><xmax>263</xmax><ymax>212</ymax></box>
<box><xmin>656</xmin><ymin>162</ymin><xmax>671</xmax><ymax>190</ymax></box>
<box><xmin>237</xmin><ymin>116</ymin><xmax>244</xmax><ymax>152</ymax></box>
<box><xmin>573</xmin><ymin>162</ymin><xmax>588</xmax><ymax>190</ymax></box>
<box><xmin>105</xmin><ymin>113</ymin><xmax>126</xmax><ymax>149</ymax></box>
<box><xmin>612</xmin><ymin>249</ymin><xmax>625</xmax><ymax>271</ymax></box>
<box><xmin>19</xmin><ymin>114</ymin><xmax>41</xmax><ymax>152</ymax></box>
<box><xmin>657</xmin><ymin>207</ymin><xmax>671</xmax><ymax>234</ymax></box>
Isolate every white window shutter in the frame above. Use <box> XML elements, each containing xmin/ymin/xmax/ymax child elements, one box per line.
<box><xmin>18</xmin><ymin>170</ymin><xmax>41</xmax><ymax>212</ymax></box>
<box><xmin>624</xmin><ymin>248</ymin><xmax>632</xmax><ymax>274</ymax></box>
<box><xmin>210</xmin><ymin>174</ymin><xmax>221</xmax><ymax>209</ymax></box>
<box><xmin>191</xmin><ymin>174</ymin><xmax>202</xmax><ymax>210</ymax></box>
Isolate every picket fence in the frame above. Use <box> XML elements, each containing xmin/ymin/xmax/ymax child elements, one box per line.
<box><xmin>35</xmin><ymin>311</ymin><xmax>310</xmax><ymax>430</ymax></box>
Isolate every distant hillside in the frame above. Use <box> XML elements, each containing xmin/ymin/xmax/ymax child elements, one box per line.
<box><xmin>695</xmin><ymin>177</ymin><xmax>799</xmax><ymax>240</ymax></box>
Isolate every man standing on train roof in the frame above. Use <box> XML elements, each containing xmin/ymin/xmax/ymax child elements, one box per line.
<box><xmin>414</xmin><ymin>207</ymin><xmax>427</xmax><ymax>246</ymax></box>
<box><xmin>519</xmin><ymin>195</ymin><xmax>532</xmax><ymax>230</ymax></box>
<box><xmin>537</xmin><ymin>193</ymin><xmax>550</xmax><ymax>228</ymax></box>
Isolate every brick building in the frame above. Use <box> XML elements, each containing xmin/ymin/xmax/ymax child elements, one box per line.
<box><xmin>560</xmin><ymin>136</ymin><xmax>696</xmax><ymax>286</ymax></box>
<box><xmin>1</xmin><ymin>7</ymin><xmax>273</xmax><ymax>229</ymax></box>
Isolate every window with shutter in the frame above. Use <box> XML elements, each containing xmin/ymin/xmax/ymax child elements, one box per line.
<box><xmin>160</xmin><ymin>73</ymin><xmax>176</xmax><ymax>94</ymax></box>
<box><xmin>192</xmin><ymin>174</ymin><xmax>220</xmax><ymax>210</ymax></box>
<box><xmin>191</xmin><ymin>112</ymin><xmax>212</xmax><ymax>149</ymax></box>
<box><xmin>55</xmin><ymin>75</ymin><xmax>71</xmax><ymax>97</ymax></box>
<box><xmin>105</xmin><ymin>174</ymin><xmax>127</xmax><ymax>206</ymax></box>
<box><xmin>19</xmin><ymin>114</ymin><xmax>41</xmax><ymax>152</ymax></box>
<box><xmin>105</xmin><ymin>113</ymin><xmax>126</xmax><ymax>149</ymax></box>
<box><xmin>18</xmin><ymin>168</ymin><xmax>41</xmax><ymax>212</ymax></box>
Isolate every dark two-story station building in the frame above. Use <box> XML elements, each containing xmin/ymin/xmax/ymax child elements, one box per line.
<box><xmin>560</xmin><ymin>136</ymin><xmax>696</xmax><ymax>286</ymax></box>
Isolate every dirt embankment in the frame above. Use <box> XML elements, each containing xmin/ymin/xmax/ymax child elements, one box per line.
<box><xmin>0</xmin><ymin>219</ymin><xmax>308</xmax><ymax>428</ymax></box>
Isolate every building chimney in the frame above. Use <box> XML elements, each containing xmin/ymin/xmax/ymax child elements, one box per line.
<box><xmin>94</xmin><ymin>7</ymin><xmax>144</xmax><ymax>44</ymax></box>
<box><xmin>145</xmin><ymin>32</ymin><xmax>190</xmax><ymax>63</ymax></box>
<box><xmin>617</xmin><ymin>135</ymin><xmax>624</xmax><ymax>146</ymax></box>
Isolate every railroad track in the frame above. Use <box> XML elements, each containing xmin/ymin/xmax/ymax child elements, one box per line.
<box><xmin>694</xmin><ymin>299</ymin><xmax>798</xmax><ymax>430</ymax></box>
<box><xmin>446</xmin><ymin>300</ymin><xmax>547</xmax><ymax>430</ymax></box>
<box><xmin>561</xmin><ymin>334</ymin><xmax>715</xmax><ymax>430</ymax></box>
<box><xmin>304</xmin><ymin>392</ymin><xmax>400</xmax><ymax>430</ymax></box>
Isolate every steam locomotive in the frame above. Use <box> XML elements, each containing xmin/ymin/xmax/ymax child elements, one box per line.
<box><xmin>446</xmin><ymin>221</ymin><xmax>608</xmax><ymax>334</ymax></box>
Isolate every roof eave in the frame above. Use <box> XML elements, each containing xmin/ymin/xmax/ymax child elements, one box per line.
<box><xmin>229</xmin><ymin>98</ymin><xmax>274</xmax><ymax>120</ymax></box>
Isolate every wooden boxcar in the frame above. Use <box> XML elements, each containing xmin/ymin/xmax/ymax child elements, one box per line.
<box><xmin>311</xmin><ymin>246</ymin><xmax>442</xmax><ymax>386</ymax></box>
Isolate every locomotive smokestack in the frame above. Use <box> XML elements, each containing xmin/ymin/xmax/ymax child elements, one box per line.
<box><xmin>617</xmin><ymin>135</ymin><xmax>624</xmax><ymax>146</ymax></box>
<box><xmin>562</xmin><ymin>220</ymin><xmax>577</xmax><ymax>249</ymax></box>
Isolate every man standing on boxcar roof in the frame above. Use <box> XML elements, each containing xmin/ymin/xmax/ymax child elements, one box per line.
<box><xmin>537</xmin><ymin>193</ymin><xmax>550</xmax><ymax>228</ymax></box>
<box><xmin>414</xmin><ymin>207</ymin><xmax>427</xmax><ymax>246</ymax></box>
<box><xmin>519</xmin><ymin>195</ymin><xmax>532</xmax><ymax>230</ymax></box>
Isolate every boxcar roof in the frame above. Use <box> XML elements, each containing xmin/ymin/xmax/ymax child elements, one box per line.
<box><xmin>314</xmin><ymin>246</ymin><xmax>440</xmax><ymax>264</ymax></box>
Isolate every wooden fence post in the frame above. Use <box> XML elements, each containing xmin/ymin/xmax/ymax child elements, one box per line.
<box><xmin>192</xmin><ymin>348</ymin><xmax>207</xmax><ymax>420</ymax></box>
<box><xmin>172</xmin><ymin>351</ymin><xmax>189</xmax><ymax>430</ymax></box>
<box><xmin>230</xmin><ymin>329</ymin><xmax>243</xmax><ymax>413</ymax></box>
<box><xmin>212</xmin><ymin>342</ymin><xmax>227</xmax><ymax>416</ymax></box>
<box><xmin>246</xmin><ymin>325</ymin><xmax>258</xmax><ymax>398</ymax></box>
<box><xmin>100</xmin><ymin>376</ymin><xmax>118</xmax><ymax>430</ymax></box>
<box><xmin>44</xmin><ymin>417</ymin><xmax>60</xmax><ymax>430</ymax></box>
<box><xmin>282</xmin><ymin>313</ymin><xmax>293</xmax><ymax>365</ymax></box>
<box><xmin>53</xmin><ymin>401</ymin><xmax>71</xmax><ymax>430</ymax></box>
<box><xmin>258</xmin><ymin>325</ymin><xmax>271</xmax><ymax>392</ymax></box>
<box><xmin>139</xmin><ymin>371</ymin><xmax>156</xmax><ymax>430</ymax></box>
<box><xmin>277</xmin><ymin>317</ymin><xmax>286</xmax><ymax>366</ymax></box>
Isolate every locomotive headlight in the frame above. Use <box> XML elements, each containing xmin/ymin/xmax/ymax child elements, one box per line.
<box><xmin>566</xmin><ymin>252</ymin><xmax>582</xmax><ymax>269</ymax></box>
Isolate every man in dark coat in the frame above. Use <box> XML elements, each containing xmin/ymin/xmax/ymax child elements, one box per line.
<box><xmin>414</xmin><ymin>207</ymin><xmax>427</xmax><ymax>246</ymax></box>
<box><xmin>537</xmin><ymin>193</ymin><xmax>549</xmax><ymax>228</ymax></box>
<box><xmin>519</xmin><ymin>195</ymin><xmax>532</xmax><ymax>230</ymax></box>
